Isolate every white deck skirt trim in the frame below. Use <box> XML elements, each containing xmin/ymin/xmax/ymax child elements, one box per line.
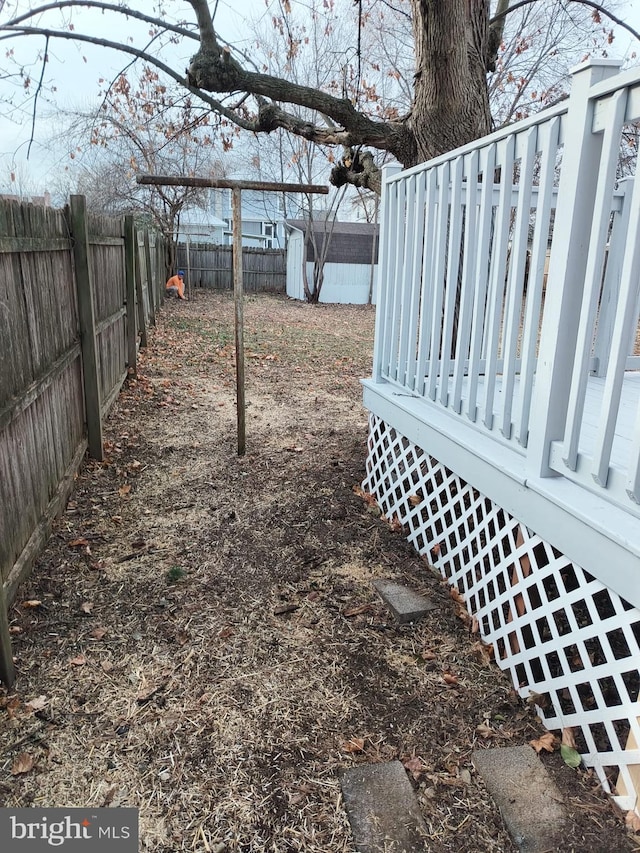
<box><xmin>363</xmin><ymin>378</ymin><xmax>640</xmax><ymax>610</ymax></box>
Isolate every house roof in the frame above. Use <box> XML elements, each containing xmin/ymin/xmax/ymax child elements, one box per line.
<box><xmin>285</xmin><ymin>219</ymin><xmax>379</xmax><ymax>265</ymax></box>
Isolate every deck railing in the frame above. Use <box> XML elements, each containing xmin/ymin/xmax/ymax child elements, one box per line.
<box><xmin>373</xmin><ymin>59</ymin><xmax>640</xmax><ymax>513</ymax></box>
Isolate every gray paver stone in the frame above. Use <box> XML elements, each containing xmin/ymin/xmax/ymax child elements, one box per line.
<box><xmin>340</xmin><ymin>761</ymin><xmax>427</xmax><ymax>852</ymax></box>
<box><xmin>472</xmin><ymin>745</ymin><xmax>567</xmax><ymax>853</ymax></box>
<box><xmin>372</xmin><ymin>580</ymin><xmax>436</xmax><ymax>624</ymax></box>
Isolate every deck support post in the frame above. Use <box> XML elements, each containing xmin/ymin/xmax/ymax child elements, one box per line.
<box><xmin>527</xmin><ymin>59</ymin><xmax>622</xmax><ymax>478</ymax></box>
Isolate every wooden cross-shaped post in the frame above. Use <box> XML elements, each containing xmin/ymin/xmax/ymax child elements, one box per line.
<box><xmin>138</xmin><ymin>175</ymin><xmax>328</xmax><ymax>455</ymax></box>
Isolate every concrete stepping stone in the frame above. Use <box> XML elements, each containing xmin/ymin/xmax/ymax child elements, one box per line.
<box><xmin>472</xmin><ymin>745</ymin><xmax>567</xmax><ymax>853</ymax></box>
<box><xmin>340</xmin><ymin>761</ymin><xmax>427</xmax><ymax>852</ymax></box>
<box><xmin>372</xmin><ymin>579</ymin><xmax>436</xmax><ymax>624</ymax></box>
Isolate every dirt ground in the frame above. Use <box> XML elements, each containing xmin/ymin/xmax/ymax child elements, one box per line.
<box><xmin>1</xmin><ymin>291</ymin><xmax>638</xmax><ymax>852</ymax></box>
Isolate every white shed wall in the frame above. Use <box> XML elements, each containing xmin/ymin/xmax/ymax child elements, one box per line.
<box><xmin>287</xmin><ymin>256</ymin><xmax>378</xmax><ymax>303</ymax></box>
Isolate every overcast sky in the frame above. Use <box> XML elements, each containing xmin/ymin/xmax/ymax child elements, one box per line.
<box><xmin>1</xmin><ymin>0</ymin><xmax>640</xmax><ymax>196</ymax></box>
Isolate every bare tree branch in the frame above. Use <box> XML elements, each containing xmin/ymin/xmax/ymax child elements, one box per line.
<box><xmin>0</xmin><ymin>25</ymin><xmax>260</xmax><ymax>132</ymax></box>
<box><xmin>27</xmin><ymin>34</ymin><xmax>49</xmax><ymax>158</ymax></box>
<box><xmin>490</xmin><ymin>0</ymin><xmax>640</xmax><ymax>44</ymax></box>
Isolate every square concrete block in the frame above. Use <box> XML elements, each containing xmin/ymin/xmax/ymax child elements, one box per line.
<box><xmin>372</xmin><ymin>580</ymin><xmax>436</xmax><ymax>624</ymax></box>
<box><xmin>472</xmin><ymin>745</ymin><xmax>567</xmax><ymax>853</ymax></box>
<box><xmin>340</xmin><ymin>760</ymin><xmax>427</xmax><ymax>852</ymax></box>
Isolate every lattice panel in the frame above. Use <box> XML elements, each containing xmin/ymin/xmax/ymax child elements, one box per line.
<box><xmin>364</xmin><ymin>413</ymin><xmax>640</xmax><ymax>812</ymax></box>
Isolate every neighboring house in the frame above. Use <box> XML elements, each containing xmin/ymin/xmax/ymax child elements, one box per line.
<box><xmin>177</xmin><ymin>203</ymin><xmax>227</xmax><ymax>244</ymax></box>
<box><xmin>211</xmin><ymin>188</ymin><xmax>285</xmax><ymax>248</ymax></box>
<box><xmin>363</xmin><ymin>60</ymin><xmax>640</xmax><ymax>815</ymax></box>
<box><xmin>285</xmin><ymin>219</ymin><xmax>379</xmax><ymax>304</ymax></box>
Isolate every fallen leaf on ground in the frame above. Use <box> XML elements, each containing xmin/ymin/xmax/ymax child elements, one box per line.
<box><xmin>529</xmin><ymin>732</ymin><xmax>557</xmax><ymax>753</ymax></box>
<box><xmin>118</xmin><ymin>484</ymin><xmax>132</xmax><ymax>497</ymax></box>
<box><xmin>68</xmin><ymin>538</ymin><xmax>89</xmax><ymax>548</ymax></box>
<box><xmin>442</xmin><ymin>672</ymin><xmax>459</xmax><ymax>685</ymax></box>
<box><xmin>526</xmin><ymin>691</ymin><xmax>550</xmax><ymax>709</ymax></box>
<box><xmin>69</xmin><ymin>654</ymin><xmax>87</xmax><ymax>667</ymax></box>
<box><xmin>11</xmin><ymin>753</ymin><xmax>35</xmax><ymax>775</ymax></box>
<box><xmin>352</xmin><ymin>484</ymin><xmax>378</xmax><ymax>508</ymax></box>
<box><xmin>90</xmin><ymin>627</ymin><xmax>108</xmax><ymax>640</ymax></box>
<box><xmin>80</xmin><ymin>601</ymin><xmax>93</xmax><ymax>614</ymax></box>
<box><xmin>21</xmin><ymin>599</ymin><xmax>41</xmax><ymax>609</ymax></box>
<box><xmin>342</xmin><ymin>737</ymin><xmax>365</xmax><ymax>754</ymax></box>
<box><xmin>388</xmin><ymin>515</ymin><xmax>403</xmax><ymax>533</ymax></box>
<box><xmin>25</xmin><ymin>695</ymin><xmax>47</xmax><ymax>712</ymax></box>
<box><xmin>560</xmin><ymin>743</ymin><xmax>582</xmax><ymax>768</ymax></box>
<box><xmin>403</xmin><ymin>756</ymin><xmax>428</xmax><ymax>780</ymax></box>
<box><xmin>471</xmin><ymin>640</ymin><xmax>494</xmax><ymax>666</ymax></box>
<box><xmin>476</xmin><ymin>722</ymin><xmax>495</xmax><ymax>739</ymax></box>
<box><xmin>625</xmin><ymin>811</ymin><xmax>640</xmax><ymax>833</ymax></box>
<box><xmin>561</xmin><ymin>727</ymin><xmax>577</xmax><ymax>748</ymax></box>
<box><xmin>420</xmin><ymin>649</ymin><xmax>437</xmax><ymax>661</ymax></box>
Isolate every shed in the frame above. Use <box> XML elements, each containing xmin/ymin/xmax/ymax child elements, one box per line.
<box><xmin>284</xmin><ymin>219</ymin><xmax>379</xmax><ymax>303</ymax></box>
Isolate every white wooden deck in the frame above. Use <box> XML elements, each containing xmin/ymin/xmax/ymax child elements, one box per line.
<box><xmin>364</xmin><ymin>60</ymin><xmax>640</xmax><ymax>813</ymax></box>
<box><xmin>450</xmin><ymin>370</ymin><xmax>640</xmax><ymax>481</ymax></box>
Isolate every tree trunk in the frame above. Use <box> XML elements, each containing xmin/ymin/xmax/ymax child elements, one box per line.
<box><xmin>407</xmin><ymin>0</ymin><xmax>493</xmax><ymax>165</ymax></box>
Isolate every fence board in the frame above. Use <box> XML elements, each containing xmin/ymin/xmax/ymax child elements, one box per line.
<box><xmin>0</xmin><ymin>196</ymin><xmax>161</xmax><ymax>686</ymax></box>
<box><xmin>176</xmin><ymin>244</ymin><xmax>286</xmax><ymax>292</ymax></box>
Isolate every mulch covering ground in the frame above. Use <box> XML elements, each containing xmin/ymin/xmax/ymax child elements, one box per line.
<box><xmin>1</xmin><ymin>292</ymin><xmax>637</xmax><ymax>852</ymax></box>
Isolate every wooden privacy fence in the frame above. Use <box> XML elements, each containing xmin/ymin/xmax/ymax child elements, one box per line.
<box><xmin>0</xmin><ymin>196</ymin><xmax>167</xmax><ymax>686</ymax></box>
<box><xmin>176</xmin><ymin>243</ymin><xmax>286</xmax><ymax>292</ymax></box>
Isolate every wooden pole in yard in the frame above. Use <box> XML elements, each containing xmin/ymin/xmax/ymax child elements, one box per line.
<box><xmin>69</xmin><ymin>194</ymin><xmax>103</xmax><ymax>461</ymax></box>
<box><xmin>232</xmin><ymin>188</ymin><xmax>246</xmax><ymax>456</ymax></box>
<box><xmin>137</xmin><ymin>175</ymin><xmax>328</xmax><ymax>455</ymax></box>
<box><xmin>124</xmin><ymin>215</ymin><xmax>138</xmax><ymax>375</ymax></box>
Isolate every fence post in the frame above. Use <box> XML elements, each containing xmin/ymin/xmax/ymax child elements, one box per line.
<box><xmin>372</xmin><ymin>163</ymin><xmax>402</xmax><ymax>383</ymax></box>
<box><xmin>134</xmin><ymin>228</ymin><xmax>148</xmax><ymax>349</ymax></box>
<box><xmin>124</xmin><ymin>215</ymin><xmax>137</xmax><ymax>375</ymax></box>
<box><xmin>0</xmin><ymin>576</ymin><xmax>15</xmax><ymax>687</ymax></box>
<box><xmin>69</xmin><ymin>194</ymin><xmax>103</xmax><ymax>461</ymax></box>
<box><xmin>144</xmin><ymin>228</ymin><xmax>156</xmax><ymax>326</ymax></box>
<box><xmin>526</xmin><ymin>59</ymin><xmax>622</xmax><ymax>478</ymax></box>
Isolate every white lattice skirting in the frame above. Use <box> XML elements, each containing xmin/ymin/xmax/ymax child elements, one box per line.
<box><xmin>363</xmin><ymin>413</ymin><xmax>640</xmax><ymax>813</ymax></box>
